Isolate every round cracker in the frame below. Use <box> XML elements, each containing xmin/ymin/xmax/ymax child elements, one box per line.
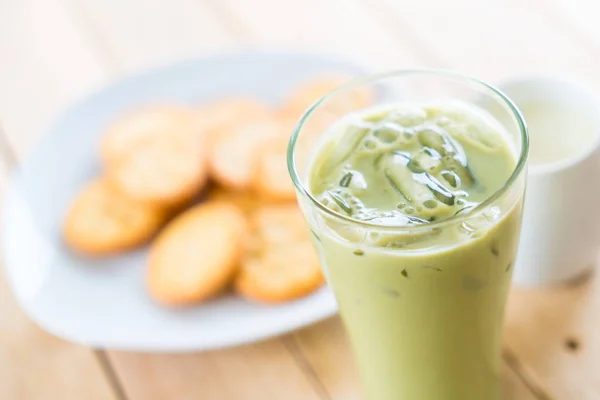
<box><xmin>107</xmin><ymin>136</ymin><xmax>207</xmax><ymax>207</ymax></box>
<box><xmin>63</xmin><ymin>179</ymin><xmax>165</xmax><ymax>256</ymax></box>
<box><xmin>280</xmin><ymin>74</ymin><xmax>374</xmax><ymax>119</ymax></box>
<box><xmin>252</xmin><ymin>138</ymin><xmax>295</xmax><ymax>201</ymax></box>
<box><xmin>102</xmin><ymin>106</ymin><xmax>208</xmax><ymax>207</ymax></box>
<box><xmin>197</xmin><ymin>97</ymin><xmax>273</xmax><ymax>143</ymax></box>
<box><xmin>207</xmin><ymin>185</ymin><xmax>260</xmax><ymax>214</ymax></box>
<box><xmin>209</xmin><ymin>119</ymin><xmax>290</xmax><ymax>189</ymax></box>
<box><xmin>148</xmin><ymin>201</ymin><xmax>247</xmax><ymax>306</ymax></box>
<box><xmin>235</xmin><ymin>205</ymin><xmax>325</xmax><ymax>303</ymax></box>
<box><xmin>101</xmin><ymin>106</ymin><xmax>201</xmax><ymax>165</ymax></box>
<box><xmin>253</xmin><ymin>115</ymin><xmax>336</xmax><ymax>201</ymax></box>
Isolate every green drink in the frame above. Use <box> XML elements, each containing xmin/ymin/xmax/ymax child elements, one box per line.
<box><xmin>288</xmin><ymin>71</ymin><xmax>528</xmax><ymax>400</ymax></box>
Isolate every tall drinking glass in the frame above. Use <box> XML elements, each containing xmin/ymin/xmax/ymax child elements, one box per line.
<box><xmin>288</xmin><ymin>70</ymin><xmax>528</xmax><ymax>400</ymax></box>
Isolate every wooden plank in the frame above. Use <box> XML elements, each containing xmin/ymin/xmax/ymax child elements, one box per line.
<box><xmin>0</xmin><ymin>0</ymin><xmax>234</xmax><ymax>158</ymax></box>
<box><xmin>288</xmin><ymin>318</ymin><xmax>361</xmax><ymax>400</ymax></box>
<box><xmin>213</xmin><ymin>1</ymin><xmax>541</xmax><ymax>398</ymax></box>
<box><xmin>505</xmin><ymin>276</ymin><xmax>600</xmax><ymax>399</ymax></box>
<box><xmin>0</xmin><ymin>0</ymin><xmax>561</xmax><ymax>398</ymax></box>
<box><xmin>69</xmin><ymin>2</ymin><xmax>326</xmax><ymax>398</ymax></box>
<box><xmin>371</xmin><ymin>0</ymin><xmax>600</xmax><ymax>85</ymax></box>
<box><xmin>87</xmin><ymin>0</ymin><xmax>429</xmax><ymax>394</ymax></box>
<box><xmin>293</xmin><ymin>317</ymin><xmax>538</xmax><ymax>400</ymax></box>
<box><xmin>0</xmin><ymin>0</ymin><xmax>108</xmax><ymax>159</ymax></box>
<box><xmin>213</xmin><ymin>0</ymin><xmax>424</xmax><ymax>70</ymax></box>
<box><xmin>492</xmin><ymin>5</ymin><xmax>600</xmax><ymax>393</ymax></box>
<box><xmin>77</xmin><ymin>0</ymin><xmax>236</xmax><ymax>73</ymax></box>
<box><xmin>107</xmin><ymin>341</ymin><xmax>323</xmax><ymax>400</ymax></box>
<box><xmin>0</xmin><ymin>1</ymin><xmax>120</xmax><ymax>398</ymax></box>
<box><xmin>0</xmin><ymin>150</ymin><xmax>117</xmax><ymax>399</ymax></box>
<box><xmin>362</xmin><ymin>1</ymin><xmax>600</xmax><ymax>398</ymax></box>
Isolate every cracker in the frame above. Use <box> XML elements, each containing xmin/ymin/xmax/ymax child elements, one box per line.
<box><xmin>147</xmin><ymin>201</ymin><xmax>248</xmax><ymax>306</ymax></box>
<box><xmin>197</xmin><ymin>97</ymin><xmax>273</xmax><ymax>143</ymax></box>
<box><xmin>101</xmin><ymin>106</ymin><xmax>201</xmax><ymax>165</ymax></box>
<box><xmin>63</xmin><ymin>179</ymin><xmax>165</xmax><ymax>255</ymax></box>
<box><xmin>253</xmin><ymin>115</ymin><xmax>336</xmax><ymax>201</ymax></box>
<box><xmin>252</xmin><ymin>137</ymin><xmax>296</xmax><ymax>201</ymax></box>
<box><xmin>102</xmin><ymin>106</ymin><xmax>208</xmax><ymax>207</ymax></box>
<box><xmin>280</xmin><ymin>74</ymin><xmax>374</xmax><ymax>119</ymax></box>
<box><xmin>209</xmin><ymin>119</ymin><xmax>290</xmax><ymax>189</ymax></box>
<box><xmin>107</xmin><ymin>136</ymin><xmax>207</xmax><ymax>207</ymax></box>
<box><xmin>207</xmin><ymin>185</ymin><xmax>260</xmax><ymax>214</ymax></box>
<box><xmin>235</xmin><ymin>205</ymin><xmax>325</xmax><ymax>303</ymax></box>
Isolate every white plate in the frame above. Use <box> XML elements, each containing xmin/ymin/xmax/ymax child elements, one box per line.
<box><xmin>1</xmin><ymin>52</ymin><xmax>370</xmax><ymax>352</ymax></box>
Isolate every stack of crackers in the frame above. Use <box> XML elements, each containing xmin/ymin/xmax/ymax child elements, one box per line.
<box><xmin>63</xmin><ymin>74</ymin><xmax>372</xmax><ymax>307</ymax></box>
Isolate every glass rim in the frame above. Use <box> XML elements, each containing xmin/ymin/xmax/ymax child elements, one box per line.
<box><xmin>287</xmin><ymin>68</ymin><xmax>529</xmax><ymax>230</ymax></box>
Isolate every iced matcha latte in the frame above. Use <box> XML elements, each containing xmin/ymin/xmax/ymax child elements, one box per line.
<box><xmin>288</xmin><ymin>72</ymin><xmax>528</xmax><ymax>400</ymax></box>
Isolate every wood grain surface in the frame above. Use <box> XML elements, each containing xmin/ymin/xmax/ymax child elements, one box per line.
<box><xmin>1</xmin><ymin>0</ymin><xmax>599</xmax><ymax>398</ymax></box>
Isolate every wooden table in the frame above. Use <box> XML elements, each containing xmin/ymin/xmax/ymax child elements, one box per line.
<box><xmin>1</xmin><ymin>0</ymin><xmax>599</xmax><ymax>398</ymax></box>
